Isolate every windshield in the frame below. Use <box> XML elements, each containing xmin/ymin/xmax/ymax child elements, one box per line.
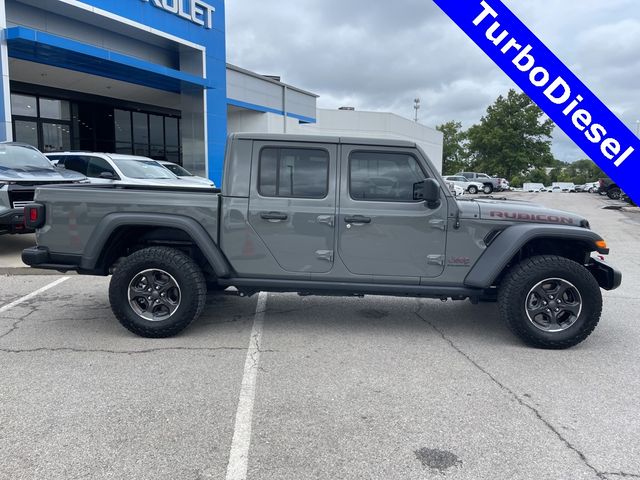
<box><xmin>113</xmin><ymin>158</ymin><xmax>177</xmax><ymax>179</ymax></box>
<box><xmin>164</xmin><ymin>163</ymin><xmax>193</xmax><ymax>177</ymax></box>
<box><xmin>0</xmin><ymin>144</ymin><xmax>54</xmax><ymax>172</ymax></box>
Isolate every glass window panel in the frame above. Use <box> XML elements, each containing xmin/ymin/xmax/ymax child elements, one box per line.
<box><xmin>165</xmin><ymin>117</ymin><xmax>179</xmax><ymax>146</ymax></box>
<box><xmin>132</xmin><ymin>112</ymin><xmax>149</xmax><ymax>147</ymax></box>
<box><xmin>41</xmin><ymin>123</ymin><xmax>71</xmax><ymax>153</ymax></box>
<box><xmin>87</xmin><ymin>157</ymin><xmax>117</xmax><ymax>178</ymax></box>
<box><xmin>39</xmin><ymin>98</ymin><xmax>70</xmax><ymax>120</ymax></box>
<box><xmin>62</xmin><ymin>156</ymin><xmax>88</xmax><ymax>176</ymax></box>
<box><xmin>150</xmin><ymin>145</ymin><xmax>165</xmax><ymax>160</ymax></box>
<box><xmin>13</xmin><ymin>120</ymin><xmax>38</xmax><ymax>147</ymax></box>
<box><xmin>149</xmin><ymin>115</ymin><xmax>164</xmax><ymax>146</ymax></box>
<box><xmin>258</xmin><ymin>148</ymin><xmax>278</xmax><ymax>197</ymax></box>
<box><xmin>349</xmin><ymin>152</ymin><xmax>426</xmax><ymax>202</ymax></box>
<box><xmin>134</xmin><ymin>143</ymin><xmax>150</xmax><ymax>157</ymax></box>
<box><xmin>114</xmin><ymin>110</ymin><xmax>132</xmax><ymax>143</ymax></box>
<box><xmin>259</xmin><ymin>148</ymin><xmax>329</xmax><ymax>198</ymax></box>
<box><xmin>116</xmin><ymin>142</ymin><xmax>133</xmax><ymax>155</ymax></box>
<box><xmin>11</xmin><ymin>94</ymin><xmax>37</xmax><ymax>117</ymax></box>
<box><xmin>165</xmin><ymin>145</ymin><xmax>180</xmax><ymax>164</ymax></box>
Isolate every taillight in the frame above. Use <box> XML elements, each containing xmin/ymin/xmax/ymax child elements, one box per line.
<box><xmin>24</xmin><ymin>204</ymin><xmax>45</xmax><ymax>229</ymax></box>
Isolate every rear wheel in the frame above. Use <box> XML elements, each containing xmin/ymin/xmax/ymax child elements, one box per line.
<box><xmin>109</xmin><ymin>247</ymin><xmax>206</xmax><ymax>338</ymax></box>
<box><xmin>483</xmin><ymin>184</ymin><xmax>493</xmax><ymax>194</ymax></box>
<box><xmin>468</xmin><ymin>185</ymin><xmax>478</xmax><ymax>194</ymax></box>
<box><xmin>498</xmin><ymin>255</ymin><xmax>602</xmax><ymax>349</ymax></box>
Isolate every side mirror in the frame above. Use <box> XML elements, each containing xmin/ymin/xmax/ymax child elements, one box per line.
<box><xmin>99</xmin><ymin>171</ymin><xmax>116</xmax><ymax>180</ymax></box>
<box><xmin>413</xmin><ymin>178</ymin><xmax>441</xmax><ymax>209</ymax></box>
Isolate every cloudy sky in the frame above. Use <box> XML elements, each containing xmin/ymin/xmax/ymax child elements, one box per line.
<box><xmin>225</xmin><ymin>0</ymin><xmax>640</xmax><ymax>163</ymax></box>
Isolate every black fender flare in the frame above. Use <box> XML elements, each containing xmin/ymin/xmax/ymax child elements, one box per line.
<box><xmin>79</xmin><ymin>213</ymin><xmax>232</xmax><ymax>278</ymax></box>
<box><xmin>464</xmin><ymin>224</ymin><xmax>608</xmax><ymax>288</ymax></box>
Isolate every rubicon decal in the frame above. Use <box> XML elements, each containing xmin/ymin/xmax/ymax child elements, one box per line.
<box><xmin>432</xmin><ymin>0</ymin><xmax>640</xmax><ymax>203</ymax></box>
<box><xmin>490</xmin><ymin>211</ymin><xmax>574</xmax><ymax>225</ymax></box>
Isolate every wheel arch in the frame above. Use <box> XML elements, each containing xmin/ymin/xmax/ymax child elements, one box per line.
<box><xmin>80</xmin><ymin>213</ymin><xmax>232</xmax><ymax>278</ymax></box>
<box><xmin>465</xmin><ymin>224</ymin><xmax>608</xmax><ymax>289</ymax></box>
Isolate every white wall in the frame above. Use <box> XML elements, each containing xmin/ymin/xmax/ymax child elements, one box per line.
<box><xmin>295</xmin><ymin>109</ymin><xmax>444</xmax><ymax>172</ymax></box>
<box><xmin>226</xmin><ymin>107</ymin><xmax>444</xmax><ymax>173</ymax></box>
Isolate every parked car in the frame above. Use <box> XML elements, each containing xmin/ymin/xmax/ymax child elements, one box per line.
<box><xmin>598</xmin><ymin>178</ymin><xmax>622</xmax><ymax>200</ymax></box>
<box><xmin>157</xmin><ymin>160</ymin><xmax>216</xmax><ymax>187</ymax></box>
<box><xmin>552</xmin><ymin>182</ymin><xmax>576</xmax><ymax>193</ymax></box>
<box><xmin>1</xmin><ymin>143</ymin><xmax>86</xmax><ymax>235</ymax></box>
<box><xmin>45</xmin><ymin>152</ymin><xmax>215</xmax><ymax>189</ymax></box>
<box><xmin>523</xmin><ymin>182</ymin><xmax>545</xmax><ymax>193</ymax></box>
<box><xmin>443</xmin><ymin>175</ymin><xmax>484</xmax><ymax>194</ymax></box>
<box><xmin>24</xmin><ymin>133</ymin><xmax>621</xmax><ymax>349</ymax></box>
<box><xmin>445</xmin><ymin>181</ymin><xmax>465</xmax><ymax>197</ymax></box>
<box><xmin>455</xmin><ymin>172</ymin><xmax>507</xmax><ymax>194</ymax></box>
<box><xmin>584</xmin><ymin>182</ymin><xmax>599</xmax><ymax>193</ymax></box>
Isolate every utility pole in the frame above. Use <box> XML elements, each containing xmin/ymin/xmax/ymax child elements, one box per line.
<box><xmin>413</xmin><ymin>98</ymin><xmax>420</xmax><ymax>122</ymax></box>
<box><xmin>636</xmin><ymin>120</ymin><xmax>640</xmax><ymax>137</ymax></box>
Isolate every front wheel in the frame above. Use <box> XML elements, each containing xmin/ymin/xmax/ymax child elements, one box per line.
<box><xmin>483</xmin><ymin>184</ymin><xmax>494</xmax><ymax>194</ymax></box>
<box><xmin>468</xmin><ymin>185</ymin><xmax>478</xmax><ymax>194</ymax></box>
<box><xmin>109</xmin><ymin>247</ymin><xmax>206</xmax><ymax>338</ymax></box>
<box><xmin>607</xmin><ymin>187</ymin><xmax>622</xmax><ymax>200</ymax></box>
<box><xmin>498</xmin><ymin>255</ymin><xmax>602</xmax><ymax>349</ymax></box>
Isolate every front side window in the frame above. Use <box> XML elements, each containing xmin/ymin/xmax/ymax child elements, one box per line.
<box><xmin>349</xmin><ymin>152</ymin><xmax>426</xmax><ymax>202</ymax></box>
<box><xmin>87</xmin><ymin>157</ymin><xmax>117</xmax><ymax>178</ymax></box>
<box><xmin>259</xmin><ymin>147</ymin><xmax>329</xmax><ymax>199</ymax></box>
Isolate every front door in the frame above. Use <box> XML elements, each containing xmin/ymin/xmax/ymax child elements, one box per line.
<box><xmin>248</xmin><ymin>142</ymin><xmax>337</xmax><ymax>274</ymax></box>
<box><xmin>337</xmin><ymin>146</ymin><xmax>448</xmax><ymax>279</ymax></box>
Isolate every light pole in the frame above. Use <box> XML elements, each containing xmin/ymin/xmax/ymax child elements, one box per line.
<box><xmin>413</xmin><ymin>98</ymin><xmax>421</xmax><ymax>122</ymax></box>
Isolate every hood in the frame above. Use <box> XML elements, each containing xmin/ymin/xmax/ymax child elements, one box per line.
<box><xmin>473</xmin><ymin>197</ymin><xmax>587</xmax><ymax>227</ymax></box>
<box><xmin>176</xmin><ymin>175</ymin><xmax>216</xmax><ymax>187</ymax></box>
<box><xmin>0</xmin><ymin>166</ymin><xmax>86</xmax><ymax>183</ymax></box>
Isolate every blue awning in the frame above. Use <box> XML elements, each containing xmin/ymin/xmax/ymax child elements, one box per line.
<box><xmin>5</xmin><ymin>27</ymin><xmax>211</xmax><ymax>93</ymax></box>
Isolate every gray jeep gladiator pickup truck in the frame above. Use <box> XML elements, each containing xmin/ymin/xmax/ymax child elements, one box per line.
<box><xmin>22</xmin><ymin>133</ymin><xmax>621</xmax><ymax>348</ymax></box>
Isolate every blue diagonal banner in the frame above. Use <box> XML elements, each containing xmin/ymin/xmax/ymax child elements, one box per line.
<box><xmin>433</xmin><ymin>0</ymin><xmax>639</xmax><ymax>203</ymax></box>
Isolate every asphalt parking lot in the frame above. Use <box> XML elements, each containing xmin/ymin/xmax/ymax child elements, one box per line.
<box><xmin>1</xmin><ymin>192</ymin><xmax>639</xmax><ymax>480</ymax></box>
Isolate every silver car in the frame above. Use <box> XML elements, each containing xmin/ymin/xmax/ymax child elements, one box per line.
<box><xmin>45</xmin><ymin>152</ymin><xmax>215</xmax><ymax>189</ymax></box>
<box><xmin>1</xmin><ymin>143</ymin><xmax>86</xmax><ymax>235</ymax></box>
<box><xmin>157</xmin><ymin>160</ymin><xmax>216</xmax><ymax>187</ymax></box>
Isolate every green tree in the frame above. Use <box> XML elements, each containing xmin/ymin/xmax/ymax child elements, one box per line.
<box><xmin>466</xmin><ymin>89</ymin><xmax>555</xmax><ymax>179</ymax></box>
<box><xmin>527</xmin><ymin>168</ymin><xmax>550</xmax><ymax>185</ymax></box>
<box><xmin>436</xmin><ymin>121</ymin><xmax>469</xmax><ymax>175</ymax></box>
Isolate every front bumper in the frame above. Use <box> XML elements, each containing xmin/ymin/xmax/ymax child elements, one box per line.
<box><xmin>586</xmin><ymin>257</ymin><xmax>622</xmax><ymax>291</ymax></box>
<box><xmin>0</xmin><ymin>209</ymin><xmax>33</xmax><ymax>235</ymax></box>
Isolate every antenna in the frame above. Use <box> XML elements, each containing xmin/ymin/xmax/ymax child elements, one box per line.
<box><xmin>413</xmin><ymin>98</ymin><xmax>421</xmax><ymax>122</ymax></box>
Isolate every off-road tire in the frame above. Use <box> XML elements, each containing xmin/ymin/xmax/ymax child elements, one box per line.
<box><xmin>468</xmin><ymin>185</ymin><xmax>479</xmax><ymax>195</ymax></box>
<box><xmin>483</xmin><ymin>184</ymin><xmax>494</xmax><ymax>194</ymax></box>
<box><xmin>498</xmin><ymin>255</ymin><xmax>602</xmax><ymax>349</ymax></box>
<box><xmin>607</xmin><ymin>187</ymin><xmax>622</xmax><ymax>200</ymax></box>
<box><xmin>109</xmin><ymin>247</ymin><xmax>206</xmax><ymax>338</ymax></box>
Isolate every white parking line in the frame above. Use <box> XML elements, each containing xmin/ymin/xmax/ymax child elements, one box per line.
<box><xmin>0</xmin><ymin>277</ymin><xmax>70</xmax><ymax>314</ymax></box>
<box><xmin>225</xmin><ymin>291</ymin><xmax>268</xmax><ymax>480</ymax></box>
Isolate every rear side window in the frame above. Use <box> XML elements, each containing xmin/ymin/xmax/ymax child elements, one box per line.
<box><xmin>259</xmin><ymin>147</ymin><xmax>329</xmax><ymax>199</ymax></box>
<box><xmin>62</xmin><ymin>156</ymin><xmax>88</xmax><ymax>175</ymax></box>
<box><xmin>349</xmin><ymin>152</ymin><xmax>426</xmax><ymax>202</ymax></box>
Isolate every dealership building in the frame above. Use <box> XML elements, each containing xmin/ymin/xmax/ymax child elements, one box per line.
<box><xmin>0</xmin><ymin>0</ymin><xmax>442</xmax><ymax>185</ymax></box>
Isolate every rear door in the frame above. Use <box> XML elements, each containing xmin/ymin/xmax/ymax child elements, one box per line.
<box><xmin>337</xmin><ymin>146</ymin><xmax>448</xmax><ymax>280</ymax></box>
<box><xmin>248</xmin><ymin>142</ymin><xmax>337</xmax><ymax>274</ymax></box>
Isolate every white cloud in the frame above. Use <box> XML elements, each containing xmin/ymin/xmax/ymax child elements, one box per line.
<box><xmin>226</xmin><ymin>0</ymin><xmax>640</xmax><ymax>162</ymax></box>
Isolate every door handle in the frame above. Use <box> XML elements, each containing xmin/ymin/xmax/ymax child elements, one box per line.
<box><xmin>260</xmin><ymin>212</ymin><xmax>288</xmax><ymax>221</ymax></box>
<box><xmin>345</xmin><ymin>215</ymin><xmax>372</xmax><ymax>224</ymax></box>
